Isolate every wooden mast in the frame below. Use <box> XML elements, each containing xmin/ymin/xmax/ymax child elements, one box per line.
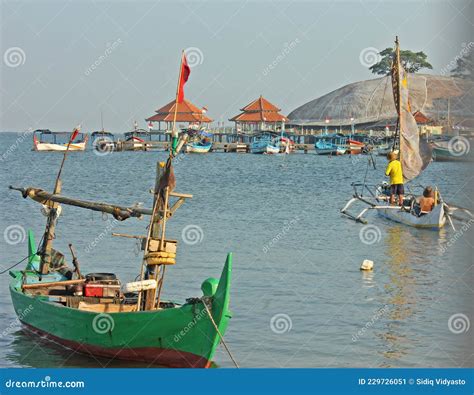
<box><xmin>394</xmin><ymin>36</ymin><xmax>402</xmax><ymax>155</ymax></box>
<box><xmin>139</xmin><ymin>52</ymin><xmax>188</xmax><ymax>311</ymax></box>
<box><xmin>170</xmin><ymin>50</ymin><xmax>185</xmax><ymax>156</ymax></box>
<box><xmin>39</xmin><ymin>126</ymin><xmax>79</xmax><ymax>274</ymax></box>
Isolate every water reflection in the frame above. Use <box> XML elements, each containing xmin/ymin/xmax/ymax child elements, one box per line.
<box><xmin>378</xmin><ymin>225</ymin><xmax>417</xmax><ymax>365</ymax></box>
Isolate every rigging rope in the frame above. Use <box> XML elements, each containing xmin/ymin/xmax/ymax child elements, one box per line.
<box><xmin>202</xmin><ymin>300</ymin><xmax>239</xmax><ymax>368</ymax></box>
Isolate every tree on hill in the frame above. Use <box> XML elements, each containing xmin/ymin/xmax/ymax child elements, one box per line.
<box><xmin>369</xmin><ymin>48</ymin><xmax>433</xmax><ymax>75</ymax></box>
<box><xmin>450</xmin><ymin>51</ymin><xmax>473</xmax><ymax>80</ymax></box>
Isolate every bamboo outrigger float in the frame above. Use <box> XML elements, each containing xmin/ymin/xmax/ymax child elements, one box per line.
<box><xmin>341</xmin><ymin>37</ymin><xmax>472</xmax><ymax>230</ymax></box>
<box><xmin>7</xmin><ymin>53</ymin><xmax>235</xmax><ymax>368</ymax></box>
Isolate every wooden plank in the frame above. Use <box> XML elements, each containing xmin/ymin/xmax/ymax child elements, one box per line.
<box><xmin>22</xmin><ymin>279</ymin><xmax>85</xmax><ymax>289</ymax></box>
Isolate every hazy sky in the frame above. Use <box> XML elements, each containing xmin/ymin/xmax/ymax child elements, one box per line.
<box><xmin>1</xmin><ymin>0</ymin><xmax>472</xmax><ymax>131</ymax></box>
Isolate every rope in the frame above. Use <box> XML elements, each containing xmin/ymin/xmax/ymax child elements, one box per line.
<box><xmin>1</xmin><ymin>234</ymin><xmax>44</xmax><ymax>275</ymax></box>
<box><xmin>202</xmin><ymin>300</ymin><xmax>239</xmax><ymax>368</ymax></box>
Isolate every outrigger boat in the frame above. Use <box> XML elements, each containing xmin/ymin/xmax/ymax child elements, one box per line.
<box><xmin>33</xmin><ymin>129</ymin><xmax>88</xmax><ymax>152</ymax></box>
<box><xmin>340</xmin><ymin>37</ymin><xmax>472</xmax><ymax>230</ymax></box>
<box><xmin>7</xmin><ymin>52</ymin><xmax>235</xmax><ymax>368</ymax></box>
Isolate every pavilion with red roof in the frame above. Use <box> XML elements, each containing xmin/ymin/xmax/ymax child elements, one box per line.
<box><xmin>229</xmin><ymin>95</ymin><xmax>289</xmax><ymax>132</ymax></box>
<box><xmin>146</xmin><ymin>98</ymin><xmax>213</xmax><ymax>130</ymax></box>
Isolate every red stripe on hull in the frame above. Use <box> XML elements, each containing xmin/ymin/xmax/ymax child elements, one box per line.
<box><xmin>21</xmin><ymin>321</ymin><xmax>211</xmax><ymax>368</ymax></box>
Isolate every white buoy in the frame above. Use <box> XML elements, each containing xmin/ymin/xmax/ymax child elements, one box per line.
<box><xmin>360</xmin><ymin>259</ymin><xmax>374</xmax><ymax>271</ymax></box>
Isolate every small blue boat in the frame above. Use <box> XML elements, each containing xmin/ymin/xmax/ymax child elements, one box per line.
<box><xmin>185</xmin><ymin>140</ymin><xmax>212</xmax><ymax>153</ymax></box>
<box><xmin>250</xmin><ymin>132</ymin><xmax>280</xmax><ymax>154</ymax></box>
<box><xmin>314</xmin><ymin>134</ymin><xmax>347</xmax><ymax>155</ymax></box>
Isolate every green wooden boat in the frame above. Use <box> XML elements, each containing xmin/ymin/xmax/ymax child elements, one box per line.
<box><xmin>9</xmin><ymin>239</ymin><xmax>232</xmax><ymax>367</ymax></box>
<box><xmin>8</xmin><ymin>134</ymin><xmax>233</xmax><ymax>368</ymax></box>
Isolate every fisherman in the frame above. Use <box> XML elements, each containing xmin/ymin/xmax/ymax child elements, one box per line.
<box><xmin>418</xmin><ymin>186</ymin><xmax>435</xmax><ymax>216</ymax></box>
<box><xmin>385</xmin><ymin>151</ymin><xmax>404</xmax><ymax>206</ymax></box>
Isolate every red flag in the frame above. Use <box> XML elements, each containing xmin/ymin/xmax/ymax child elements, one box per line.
<box><xmin>177</xmin><ymin>54</ymin><xmax>190</xmax><ymax>103</ymax></box>
<box><xmin>70</xmin><ymin>125</ymin><xmax>80</xmax><ymax>142</ymax></box>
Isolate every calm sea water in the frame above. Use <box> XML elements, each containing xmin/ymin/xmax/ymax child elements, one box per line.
<box><xmin>0</xmin><ymin>132</ymin><xmax>472</xmax><ymax>368</ymax></box>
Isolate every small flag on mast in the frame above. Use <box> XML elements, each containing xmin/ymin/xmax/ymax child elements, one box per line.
<box><xmin>177</xmin><ymin>54</ymin><xmax>191</xmax><ymax>103</ymax></box>
<box><xmin>70</xmin><ymin>125</ymin><xmax>81</xmax><ymax>142</ymax></box>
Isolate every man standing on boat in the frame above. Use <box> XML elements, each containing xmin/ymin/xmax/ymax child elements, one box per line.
<box><xmin>385</xmin><ymin>151</ymin><xmax>404</xmax><ymax>206</ymax></box>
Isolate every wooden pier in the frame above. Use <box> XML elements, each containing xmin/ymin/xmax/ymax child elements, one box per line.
<box><xmin>109</xmin><ymin>140</ymin><xmax>314</xmax><ymax>153</ymax></box>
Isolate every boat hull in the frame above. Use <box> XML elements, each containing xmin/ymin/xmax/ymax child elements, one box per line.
<box><xmin>34</xmin><ymin>142</ymin><xmax>87</xmax><ymax>152</ymax></box>
<box><xmin>377</xmin><ymin>203</ymin><xmax>446</xmax><ymax>229</ymax></box>
<box><xmin>9</xmin><ymin>247</ymin><xmax>233</xmax><ymax>368</ymax></box>
<box><xmin>250</xmin><ymin>143</ymin><xmax>279</xmax><ymax>154</ymax></box>
<box><xmin>185</xmin><ymin>142</ymin><xmax>212</xmax><ymax>153</ymax></box>
<box><xmin>432</xmin><ymin>146</ymin><xmax>474</xmax><ymax>162</ymax></box>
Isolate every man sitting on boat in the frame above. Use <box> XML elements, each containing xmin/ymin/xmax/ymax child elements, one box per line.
<box><xmin>385</xmin><ymin>152</ymin><xmax>404</xmax><ymax>206</ymax></box>
<box><xmin>416</xmin><ymin>186</ymin><xmax>435</xmax><ymax>216</ymax></box>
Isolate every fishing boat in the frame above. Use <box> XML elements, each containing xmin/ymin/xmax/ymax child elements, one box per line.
<box><xmin>250</xmin><ymin>132</ymin><xmax>280</xmax><ymax>154</ymax></box>
<box><xmin>7</xmin><ymin>52</ymin><xmax>235</xmax><ymax>369</ymax></box>
<box><xmin>314</xmin><ymin>134</ymin><xmax>347</xmax><ymax>155</ymax></box>
<box><xmin>185</xmin><ymin>128</ymin><xmax>213</xmax><ymax>153</ymax></box>
<box><xmin>432</xmin><ymin>139</ymin><xmax>474</xmax><ymax>162</ymax></box>
<box><xmin>347</xmin><ymin>138</ymin><xmax>365</xmax><ymax>155</ymax></box>
<box><xmin>340</xmin><ymin>37</ymin><xmax>472</xmax><ymax>230</ymax></box>
<box><xmin>33</xmin><ymin>129</ymin><xmax>88</xmax><ymax>152</ymax></box>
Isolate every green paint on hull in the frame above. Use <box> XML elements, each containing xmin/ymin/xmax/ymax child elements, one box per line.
<box><xmin>9</xmin><ymin>233</ymin><xmax>232</xmax><ymax>367</ymax></box>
